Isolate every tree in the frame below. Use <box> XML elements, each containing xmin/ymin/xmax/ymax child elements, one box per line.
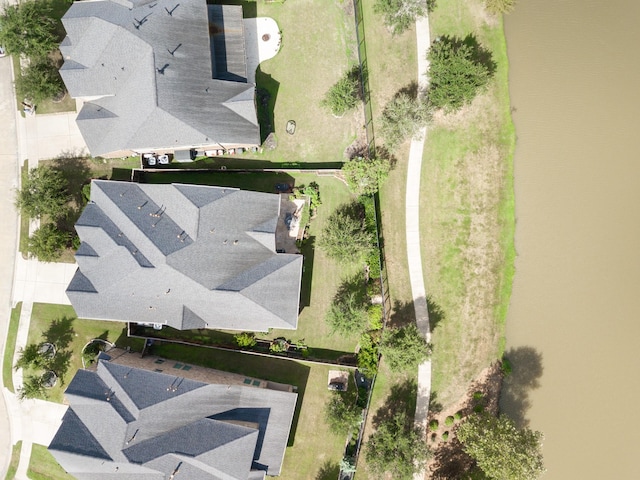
<box><xmin>457</xmin><ymin>413</ymin><xmax>545</xmax><ymax>480</ymax></box>
<box><xmin>343</xmin><ymin>155</ymin><xmax>392</xmax><ymax>196</ymax></box>
<box><xmin>374</xmin><ymin>0</ymin><xmax>428</xmax><ymax>36</ymax></box>
<box><xmin>324</xmin><ymin>393</ymin><xmax>362</xmax><ymax>436</ymax></box>
<box><xmin>16</xmin><ymin>57</ymin><xmax>65</xmax><ymax>104</ymax></box>
<box><xmin>319</xmin><ymin>201</ymin><xmax>375</xmax><ymax>263</ymax></box>
<box><xmin>321</xmin><ymin>66</ymin><xmax>361</xmax><ymax>117</ymax></box>
<box><xmin>380</xmin><ymin>323</ymin><xmax>431</xmax><ymax>372</ymax></box>
<box><xmin>485</xmin><ymin>0</ymin><xmax>516</xmax><ymax>14</ymax></box>
<box><xmin>0</xmin><ymin>0</ymin><xmax>57</xmax><ymax>58</ymax></box>
<box><xmin>17</xmin><ymin>374</ymin><xmax>48</xmax><ymax>400</ymax></box>
<box><xmin>14</xmin><ymin>344</ymin><xmax>48</xmax><ymax>371</ymax></box>
<box><xmin>379</xmin><ymin>92</ymin><xmax>429</xmax><ymax>149</ymax></box>
<box><xmin>365</xmin><ymin>411</ymin><xmax>430</xmax><ymax>479</ymax></box>
<box><xmin>326</xmin><ymin>291</ymin><xmax>369</xmax><ymax>335</ymax></box>
<box><xmin>28</xmin><ymin>223</ymin><xmax>70</xmax><ymax>262</ymax></box>
<box><xmin>427</xmin><ymin>36</ymin><xmax>495</xmax><ymax>111</ymax></box>
<box><xmin>15</xmin><ymin>166</ymin><xmax>69</xmax><ymax>220</ymax></box>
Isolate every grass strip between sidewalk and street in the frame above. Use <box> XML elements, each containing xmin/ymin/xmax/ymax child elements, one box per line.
<box><xmin>4</xmin><ymin>440</ymin><xmax>21</xmax><ymax>480</ymax></box>
<box><xmin>2</xmin><ymin>303</ymin><xmax>22</xmax><ymax>394</ymax></box>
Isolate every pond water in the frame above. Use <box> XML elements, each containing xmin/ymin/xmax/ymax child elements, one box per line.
<box><xmin>502</xmin><ymin>0</ymin><xmax>640</xmax><ymax>477</ymax></box>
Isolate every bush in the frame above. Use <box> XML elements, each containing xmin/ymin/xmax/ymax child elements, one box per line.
<box><xmin>321</xmin><ymin>66</ymin><xmax>361</xmax><ymax>117</ymax></box>
<box><xmin>357</xmin><ymin>333</ymin><xmax>379</xmax><ymax>376</ymax></box>
<box><xmin>427</xmin><ymin>35</ymin><xmax>495</xmax><ymax>111</ymax></box>
<box><xmin>379</xmin><ymin>92</ymin><xmax>429</xmax><ymax>150</ymax></box>
<box><xmin>343</xmin><ymin>155</ymin><xmax>392</xmax><ymax>196</ymax></box>
<box><xmin>442</xmin><ymin>431</ymin><xmax>449</xmax><ymax>441</ymax></box>
<box><xmin>27</xmin><ymin>223</ymin><xmax>70</xmax><ymax>262</ymax></box>
<box><xmin>429</xmin><ymin>420</ymin><xmax>439</xmax><ymax>431</ymax></box>
<box><xmin>234</xmin><ymin>332</ymin><xmax>257</xmax><ymax>348</ymax></box>
<box><xmin>326</xmin><ymin>274</ymin><xmax>369</xmax><ymax>335</ymax></box>
<box><xmin>15</xmin><ymin>166</ymin><xmax>69</xmax><ymax>220</ymax></box>
<box><xmin>367</xmin><ymin>304</ymin><xmax>383</xmax><ymax>330</ymax></box>
<box><xmin>16</xmin><ymin>58</ymin><xmax>65</xmax><ymax>104</ymax></box>
<box><xmin>501</xmin><ymin>356</ymin><xmax>512</xmax><ymax>376</ymax></box>
<box><xmin>454</xmin><ymin>412</ymin><xmax>463</xmax><ymax>421</ymax></box>
<box><xmin>374</xmin><ymin>0</ymin><xmax>429</xmax><ymax>36</ymax></box>
<box><xmin>473</xmin><ymin>404</ymin><xmax>484</xmax><ymax>413</ymax></box>
<box><xmin>445</xmin><ymin>416</ymin><xmax>455</xmax><ymax>426</ymax></box>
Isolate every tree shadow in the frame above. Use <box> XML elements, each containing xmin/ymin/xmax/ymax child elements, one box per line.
<box><xmin>334</xmin><ymin>272</ymin><xmax>368</xmax><ymax>306</ymax></box>
<box><xmin>427</xmin><ymin>296</ymin><xmax>445</xmax><ymax>332</ymax></box>
<box><xmin>396</xmin><ymin>80</ymin><xmax>419</xmax><ymax>100</ymax></box>
<box><xmin>437</xmin><ymin>34</ymin><xmax>497</xmax><ymax>76</ymax></box>
<box><xmin>315</xmin><ymin>460</ymin><xmax>340</xmax><ymax>480</ymax></box>
<box><xmin>429</xmin><ymin>390</ymin><xmax>443</xmax><ymax>415</ymax></box>
<box><xmin>48</xmin><ymin>350</ymin><xmax>72</xmax><ymax>386</ymax></box>
<box><xmin>42</xmin><ymin>316</ymin><xmax>75</xmax><ymax>350</ymax></box>
<box><xmin>388</xmin><ymin>299</ymin><xmax>415</xmax><ymax>328</ymax></box>
<box><xmin>430</xmin><ymin>436</ymin><xmax>476</xmax><ymax>480</ymax></box>
<box><xmin>49</xmin><ymin>156</ymin><xmax>92</xmax><ymax>207</ymax></box>
<box><xmin>372</xmin><ymin>378</ymin><xmax>417</xmax><ymax>429</ymax></box>
<box><xmin>499</xmin><ymin>346</ymin><xmax>544</xmax><ymax>427</ymax></box>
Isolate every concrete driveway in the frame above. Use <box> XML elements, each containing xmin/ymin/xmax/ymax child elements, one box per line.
<box><xmin>12</xmin><ymin>257</ymin><xmax>76</xmax><ymax>306</ymax></box>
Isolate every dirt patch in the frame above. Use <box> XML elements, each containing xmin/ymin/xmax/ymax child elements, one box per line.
<box><xmin>424</xmin><ymin>363</ymin><xmax>503</xmax><ymax>479</ymax></box>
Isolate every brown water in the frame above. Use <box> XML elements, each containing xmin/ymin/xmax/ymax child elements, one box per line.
<box><xmin>502</xmin><ymin>0</ymin><xmax>640</xmax><ymax>477</ymax></box>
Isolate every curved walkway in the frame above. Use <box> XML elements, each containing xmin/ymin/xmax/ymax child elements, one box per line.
<box><xmin>407</xmin><ymin>15</ymin><xmax>432</xmax><ymax>480</ymax></box>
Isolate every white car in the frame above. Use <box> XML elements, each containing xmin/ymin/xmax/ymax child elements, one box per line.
<box><xmin>0</xmin><ymin>46</ymin><xmax>6</xmax><ymax>58</ymax></box>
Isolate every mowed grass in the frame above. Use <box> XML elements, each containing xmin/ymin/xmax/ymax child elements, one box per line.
<box><xmin>27</xmin><ymin>444</ymin><xmax>74</xmax><ymax>480</ymax></box>
<box><xmin>5</xmin><ymin>441</ymin><xmax>21</xmax><ymax>480</ymax></box>
<box><xmin>141</xmin><ymin>170</ymin><xmax>360</xmax><ymax>354</ymax></box>
<box><xmin>151</xmin><ymin>343</ymin><xmax>347</xmax><ymax>480</ymax></box>
<box><xmin>421</xmin><ymin>0</ymin><xmax>516</xmax><ymax>408</ymax></box>
<box><xmin>2</xmin><ymin>303</ymin><xmax>22</xmax><ymax>393</ymax></box>
<box><xmin>253</xmin><ymin>0</ymin><xmax>361</xmax><ymax>163</ymax></box>
<box><xmin>25</xmin><ymin>303</ymin><xmax>143</xmax><ymax>403</ymax></box>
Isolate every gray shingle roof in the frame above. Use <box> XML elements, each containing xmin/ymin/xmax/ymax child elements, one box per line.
<box><xmin>60</xmin><ymin>0</ymin><xmax>259</xmax><ymax>157</ymax></box>
<box><xmin>49</xmin><ymin>360</ymin><xmax>297</xmax><ymax>479</ymax></box>
<box><xmin>67</xmin><ymin>180</ymin><xmax>302</xmax><ymax>331</ymax></box>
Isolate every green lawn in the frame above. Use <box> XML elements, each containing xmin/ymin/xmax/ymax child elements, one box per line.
<box><xmin>2</xmin><ymin>303</ymin><xmax>22</xmax><ymax>393</ymax></box>
<box><xmin>151</xmin><ymin>343</ymin><xmax>347</xmax><ymax>480</ymax></box>
<box><xmin>249</xmin><ymin>0</ymin><xmax>360</xmax><ymax>164</ymax></box>
<box><xmin>19</xmin><ymin>161</ymin><xmax>29</xmax><ymax>259</ymax></box>
<box><xmin>5</xmin><ymin>441</ymin><xmax>21</xmax><ymax>480</ymax></box>
<box><xmin>141</xmin><ymin>170</ymin><xmax>361</xmax><ymax>355</ymax></box>
<box><xmin>421</xmin><ymin>0</ymin><xmax>516</xmax><ymax>407</ymax></box>
<box><xmin>27</xmin><ymin>444</ymin><xmax>74</xmax><ymax>480</ymax></box>
<box><xmin>24</xmin><ymin>303</ymin><xmax>143</xmax><ymax>403</ymax></box>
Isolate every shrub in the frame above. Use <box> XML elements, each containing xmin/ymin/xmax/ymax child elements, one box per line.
<box><xmin>0</xmin><ymin>0</ymin><xmax>57</xmax><ymax>58</ymax></box>
<box><xmin>445</xmin><ymin>416</ymin><xmax>455</xmax><ymax>426</ymax></box>
<box><xmin>357</xmin><ymin>333</ymin><xmax>379</xmax><ymax>376</ymax></box>
<box><xmin>473</xmin><ymin>404</ymin><xmax>484</xmax><ymax>413</ymax></box>
<box><xmin>454</xmin><ymin>412</ymin><xmax>463</xmax><ymax>421</ymax></box>
<box><xmin>343</xmin><ymin>155</ymin><xmax>392</xmax><ymax>196</ymax></box>
<box><xmin>15</xmin><ymin>166</ymin><xmax>69</xmax><ymax>220</ymax></box>
<box><xmin>16</xmin><ymin>58</ymin><xmax>65</xmax><ymax>104</ymax></box>
<box><xmin>473</xmin><ymin>391</ymin><xmax>484</xmax><ymax>401</ymax></box>
<box><xmin>269</xmin><ymin>338</ymin><xmax>289</xmax><ymax>353</ymax></box>
<box><xmin>325</xmin><ymin>393</ymin><xmax>363</xmax><ymax>436</ymax></box>
<box><xmin>379</xmin><ymin>92</ymin><xmax>429</xmax><ymax>150</ymax></box>
<box><xmin>326</xmin><ymin>280</ymin><xmax>369</xmax><ymax>335</ymax></box>
<box><xmin>429</xmin><ymin>420</ymin><xmax>439</xmax><ymax>431</ymax></box>
<box><xmin>501</xmin><ymin>356</ymin><xmax>512</xmax><ymax>376</ymax></box>
<box><xmin>27</xmin><ymin>223</ymin><xmax>70</xmax><ymax>262</ymax></box>
<box><xmin>234</xmin><ymin>332</ymin><xmax>257</xmax><ymax>348</ymax></box>
<box><xmin>367</xmin><ymin>304</ymin><xmax>383</xmax><ymax>331</ymax></box>
<box><xmin>442</xmin><ymin>431</ymin><xmax>449</xmax><ymax>442</ymax></box>
<box><xmin>321</xmin><ymin>66</ymin><xmax>361</xmax><ymax>116</ymax></box>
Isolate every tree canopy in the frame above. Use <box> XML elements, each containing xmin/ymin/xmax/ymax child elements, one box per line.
<box><xmin>321</xmin><ymin>66</ymin><xmax>361</xmax><ymax>117</ymax></box>
<box><xmin>319</xmin><ymin>201</ymin><xmax>375</xmax><ymax>263</ymax></box>
<box><xmin>16</xmin><ymin>57</ymin><xmax>65</xmax><ymax>104</ymax></box>
<box><xmin>0</xmin><ymin>0</ymin><xmax>58</xmax><ymax>58</ymax></box>
<box><xmin>457</xmin><ymin>413</ymin><xmax>545</xmax><ymax>480</ymax></box>
<box><xmin>374</xmin><ymin>0</ymin><xmax>429</xmax><ymax>36</ymax></box>
<box><xmin>28</xmin><ymin>223</ymin><xmax>70</xmax><ymax>262</ymax></box>
<box><xmin>379</xmin><ymin>92</ymin><xmax>429</xmax><ymax>150</ymax></box>
<box><xmin>326</xmin><ymin>274</ymin><xmax>369</xmax><ymax>335</ymax></box>
<box><xmin>324</xmin><ymin>393</ymin><xmax>362</xmax><ymax>436</ymax></box>
<box><xmin>343</xmin><ymin>155</ymin><xmax>392</xmax><ymax>196</ymax></box>
<box><xmin>17</xmin><ymin>374</ymin><xmax>48</xmax><ymax>401</ymax></box>
<box><xmin>427</xmin><ymin>35</ymin><xmax>495</xmax><ymax>111</ymax></box>
<box><xmin>380</xmin><ymin>323</ymin><xmax>431</xmax><ymax>372</ymax></box>
<box><xmin>365</xmin><ymin>411</ymin><xmax>430</xmax><ymax>479</ymax></box>
<box><xmin>15</xmin><ymin>166</ymin><xmax>69</xmax><ymax>220</ymax></box>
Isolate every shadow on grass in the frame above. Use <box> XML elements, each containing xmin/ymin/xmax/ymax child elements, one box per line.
<box><xmin>42</xmin><ymin>316</ymin><xmax>75</xmax><ymax>350</ymax></box>
<box><xmin>499</xmin><ymin>346</ymin><xmax>544</xmax><ymax>428</ymax></box>
<box><xmin>388</xmin><ymin>299</ymin><xmax>415</xmax><ymax>328</ymax></box>
<box><xmin>150</xmin><ymin>343</ymin><xmax>310</xmax><ymax>446</ymax></box>
<box><xmin>50</xmin><ymin>156</ymin><xmax>92</xmax><ymax>207</ymax></box>
<box><xmin>427</xmin><ymin>296</ymin><xmax>445</xmax><ymax>332</ymax></box>
<box><xmin>48</xmin><ymin>349</ymin><xmax>71</xmax><ymax>386</ymax></box>
<box><xmin>371</xmin><ymin>377</ymin><xmax>417</xmax><ymax>428</ymax></box>
<box><xmin>315</xmin><ymin>460</ymin><xmax>340</xmax><ymax>480</ymax></box>
<box><xmin>299</xmin><ymin>236</ymin><xmax>315</xmax><ymax>310</ymax></box>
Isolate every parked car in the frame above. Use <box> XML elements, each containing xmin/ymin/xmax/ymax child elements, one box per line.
<box><xmin>0</xmin><ymin>46</ymin><xmax>6</xmax><ymax>58</ymax></box>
